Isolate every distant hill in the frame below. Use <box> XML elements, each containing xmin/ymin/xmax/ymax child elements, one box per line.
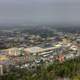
<box><xmin>0</xmin><ymin>24</ymin><xmax>80</xmax><ymax>33</ymax></box>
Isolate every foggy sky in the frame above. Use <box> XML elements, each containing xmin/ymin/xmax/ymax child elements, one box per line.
<box><xmin>0</xmin><ymin>0</ymin><xmax>80</xmax><ymax>25</ymax></box>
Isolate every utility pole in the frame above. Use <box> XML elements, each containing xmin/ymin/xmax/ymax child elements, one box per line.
<box><xmin>0</xmin><ymin>65</ymin><xmax>3</xmax><ymax>75</ymax></box>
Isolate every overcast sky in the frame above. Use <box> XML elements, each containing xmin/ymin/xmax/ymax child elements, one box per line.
<box><xmin>0</xmin><ymin>0</ymin><xmax>80</xmax><ymax>25</ymax></box>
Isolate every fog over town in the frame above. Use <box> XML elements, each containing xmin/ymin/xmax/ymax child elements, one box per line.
<box><xmin>0</xmin><ymin>0</ymin><xmax>80</xmax><ymax>25</ymax></box>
